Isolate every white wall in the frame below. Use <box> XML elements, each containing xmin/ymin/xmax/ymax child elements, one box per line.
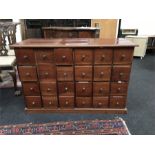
<box><xmin>121</xmin><ymin>19</ymin><xmax>155</xmax><ymax>35</ymax></box>
<box><xmin>13</xmin><ymin>19</ymin><xmax>22</xmax><ymax>42</ymax></box>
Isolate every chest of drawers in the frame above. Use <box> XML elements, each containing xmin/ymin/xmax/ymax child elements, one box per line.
<box><xmin>11</xmin><ymin>38</ymin><xmax>135</xmax><ymax>114</ymax></box>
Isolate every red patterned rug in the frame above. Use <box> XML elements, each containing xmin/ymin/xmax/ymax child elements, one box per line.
<box><xmin>0</xmin><ymin>118</ymin><xmax>130</xmax><ymax>135</ymax></box>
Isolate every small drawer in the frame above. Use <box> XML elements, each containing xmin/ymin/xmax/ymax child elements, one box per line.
<box><xmin>40</xmin><ymin>82</ymin><xmax>57</xmax><ymax>95</ymax></box>
<box><xmin>94</xmin><ymin>66</ymin><xmax>111</xmax><ymax>81</ymax></box>
<box><xmin>78</xmin><ymin>31</ymin><xmax>93</xmax><ymax>38</ymax></box>
<box><xmin>18</xmin><ymin>66</ymin><xmax>37</xmax><ymax>81</ymax></box>
<box><xmin>113</xmin><ymin>48</ymin><xmax>133</xmax><ymax>64</ymax></box>
<box><xmin>75</xmin><ymin>66</ymin><xmax>92</xmax><ymax>81</ymax></box>
<box><xmin>110</xmin><ymin>96</ymin><xmax>126</xmax><ymax>108</ymax></box>
<box><xmin>59</xmin><ymin>96</ymin><xmax>74</xmax><ymax>108</ymax></box>
<box><xmin>76</xmin><ymin>97</ymin><xmax>92</xmax><ymax>108</ymax></box>
<box><xmin>58</xmin><ymin>82</ymin><xmax>74</xmax><ymax>96</ymax></box>
<box><xmin>35</xmin><ymin>49</ymin><xmax>54</xmax><ymax>64</ymax></box>
<box><xmin>15</xmin><ymin>48</ymin><xmax>35</xmax><ymax>65</ymax></box>
<box><xmin>111</xmin><ymin>82</ymin><xmax>128</xmax><ymax>95</ymax></box>
<box><xmin>55</xmin><ymin>48</ymin><xmax>73</xmax><ymax>65</ymax></box>
<box><xmin>57</xmin><ymin>67</ymin><xmax>73</xmax><ymax>81</ymax></box>
<box><xmin>93</xmin><ymin>82</ymin><xmax>110</xmax><ymax>96</ymax></box>
<box><xmin>112</xmin><ymin>66</ymin><xmax>131</xmax><ymax>82</ymax></box>
<box><xmin>94</xmin><ymin>48</ymin><xmax>113</xmax><ymax>64</ymax></box>
<box><xmin>93</xmin><ymin>97</ymin><xmax>109</xmax><ymax>108</ymax></box>
<box><xmin>42</xmin><ymin>96</ymin><xmax>58</xmax><ymax>108</ymax></box>
<box><xmin>76</xmin><ymin>82</ymin><xmax>92</xmax><ymax>97</ymax></box>
<box><xmin>75</xmin><ymin>48</ymin><xmax>93</xmax><ymax>65</ymax></box>
<box><xmin>25</xmin><ymin>96</ymin><xmax>42</xmax><ymax>108</ymax></box>
<box><xmin>37</xmin><ymin>64</ymin><xmax>56</xmax><ymax>82</ymax></box>
<box><xmin>22</xmin><ymin>82</ymin><xmax>40</xmax><ymax>96</ymax></box>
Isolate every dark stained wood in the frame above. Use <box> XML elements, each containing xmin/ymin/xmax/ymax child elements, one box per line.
<box><xmin>42</xmin><ymin>96</ymin><xmax>58</xmax><ymax>108</ymax></box>
<box><xmin>93</xmin><ymin>97</ymin><xmax>109</xmax><ymax>108</ymax></box>
<box><xmin>59</xmin><ymin>96</ymin><xmax>74</xmax><ymax>108</ymax></box>
<box><xmin>110</xmin><ymin>96</ymin><xmax>126</xmax><ymax>108</ymax></box>
<box><xmin>40</xmin><ymin>82</ymin><xmax>57</xmax><ymax>95</ymax></box>
<box><xmin>25</xmin><ymin>96</ymin><xmax>42</xmax><ymax>108</ymax></box>
<box><xmin>76</xmin><ymin>97</ymin><xmax>92</xmax><ymax>108</ymax></box>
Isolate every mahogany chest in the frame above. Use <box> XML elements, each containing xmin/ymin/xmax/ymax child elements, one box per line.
<box><xmin>11</xmin><ymin>38</ymin><xmax>135</xmax><ymax>114</ymax></box>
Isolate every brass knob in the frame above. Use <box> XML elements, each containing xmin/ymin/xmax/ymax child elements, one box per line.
<box><xmin>23</xmin><ymin>55</ymin><xmax>28</xmax><ymax>59</ymax></box>
<box><xmin>116</xmin><ymin>102</ymin><xmax>119</xmax><ymax>105</ymax></box>
<box><xmin>98</xmin><ymin>102</ymin><xmax>102</xmax><ymax>106</ymax></box>
<box><xmin>30</xmin><ymin>87</ymin><xmax>34</xmax><ymax>91</ymax></box>
<box><xmin>62</xmin><ymin>55</ymin><xmax>66</xmax><ymax>59</ymax></box>
<box><xmin>65</xmin><ymin>87</ymin><xmax>68</xmax><ymax>91</ymax></box>
<box><xmin>45</xmin><ymin>72</ymin><xmax>49</xmax><ymax>76</ymax></box>
<box><xmin>26</xmin><ymin>72</ymin><xmax>30</xmax><ymax>76</ymax></box>
<box><xmin>101</xmin><ymin>55</ymin><xmax>105</xmax><ymax>60</ymax></box>
<box><xmin>119</xmin><ymin>72</ymin><xmax>124</xmax><ymax>76</ymax></box>
<box><xmin>82</xmin><ymin>55</ymin><xmax>86</xmax><ymax>60</ymax></box>
<box><xmin>47</xmin><ymin>88</ymin><xmax>51</xmax><ymax>91</ymax></box>
<box><xmin>82</xmin><ymin>101</ymin><xmax>85</xmax><ymax>105</ymax></box>
<box><xmin>42</xmin><ymin>54</ymin><xmax>47</xmax><ymax>59</ymax></box>
<box><xmin>32</xmin><ymin>102</ymin><xmax>35</xmax><ymax>105</ymax></box>
<box><xmin>82</xmin><ymin>87</ymin><xmax>86</xmax><ymax>91</ymax></box>
<box><xmin>49</xmin><ymin>102</ymin><xmax>52</xmax><ymax>105</ymax></box>
<box><xmin>117</xmin><ymin>88</ymin><xmax>121</xmax><ymax>91</ymax></box>
<box><xmin>65</xmin><ymin>101</ymin><xmax>69</xmax><ymax>105</ymax></box>
<box><xmin>121</xmin><ymin>54</ymin><xmax>126</xmax><ymax>59</ymax></box>
<box><xmin>100</xmin><ymin>72</ymin><xmax>104</xmax><ymax>76</ymax></box>
<box><xmin>82</xmin><ymin>72</ymin><xmax>86</xmax><ymax>77</ymax></box>
<box><xmin>64</xmin><ymin>72</ymin><xmax>67</xmax><ymax>77</ymax></box>
<box><xmin>99</xmin><ymin>88</ymin><xmax>103</xmax><ymax>92</ymax></box>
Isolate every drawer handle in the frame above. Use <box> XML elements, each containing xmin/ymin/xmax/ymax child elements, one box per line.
<box><xmin>82</xmin><ymin>101</ymin><xmax>85</xmax><ymax>105</ymax></box>
<box><xmin>32</xmin><ymin>102</ymin><xmax>35</xmax><ymax>105</ymax></box>
<box><xmin>62</xmin><ymin>55</ymin><xmax>66</xmax><ymax>60</ymax></box>
<box><xmin>101</xmin><ymin>55</ymin><xmax>105</xmax><ymax>60</ymax></box>
<box><xmin>82</xmin><ymin>87</ymin><xmax>86</xmax><ymax>91</ymax></box>
<box><xmin>65</xmin><ymin>101</ymin><xmax>69</xmax><ymax>105</ymax></box>
<box><xmin>26</xmin><ymin>72</ymin><xmax>30</xmax><ymax>76</ymax></box>
<box><xmin>116</xmin><ymin>102</ymin><xmax>119</xmax><ymax>105</ymax></box>
<box><xmin>45</xmin><ymin>72</ymin><xmax>49</xmax><ymax>76</ymax></box>
<box><xmin>119</xmin><ymin>72</ymin><xmax>124</xmax><ymax>76</ymax></box>
<box><xmin>121</xmin><ymin>54</ymin><xmax>126</xmax><ymax>59</ymax></box>
<box><xmin>63</xmin><ymin>72</ymin><xmax>67</xmax><ymax>77</ymax></box>
<box><xmin>81</xmin><ymin>55</ymin><xmax>86</xmax><ymax>60</ymax></box>
<box><xmin>99</xmin><ymin>88</ymin><xmax>103</xmax><ymax>92</ymax></box>
<box><xmin>117</xmin><ymin>88</ymin><xmax>121</xmax><ymax>91</ymax></box>
<box><xmin>98</xmin><ymin>102</ymin><xmax>102</xmax><ymax>106</ymax></box>
<box><xmin>23</xmin><ymin>55</ymin><xmax>28</xmax><ymax>59</ymax></box>
<box><xmin>42</xmin><ymin>54</ymin><xmax>47</xmax><ymax>59</ymax></box>
<box><xmin>81</xmin><ymin>72</ymin><xmax>86</xmax><ymax>77</ymax></box>
<box><xmin>30</xmin><ymin>87</ymin><xmax>34</xmax><ymax>91</ymax></box>
<box><xmin>100</xmin><ymin>72</ymin><xmax>104</xmax><ymax>76</ymax></box>
<box><xmin>47</xmin><ymin>88</ymin><xmax>51</xmax><ymax>91</ymax></box>
<box><xmin>49</xmin><ymin>101</ymin><xmax>52</xmax><ymax>105</ymax></box>
<box><xmin>65</xmin><ymin>87</ymin><xmax>68</xmax><ymax>92</ymax></box>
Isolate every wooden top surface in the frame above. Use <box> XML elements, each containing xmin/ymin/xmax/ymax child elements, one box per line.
<box><xmin>42</xmin><ymin>26</ymin><xmax>100</xmax><ymax>30</ymax></box>
<box><xmin>11</xmin><ymin>38</ymin><xmax>136</xmax><ymax>48</ymax></box>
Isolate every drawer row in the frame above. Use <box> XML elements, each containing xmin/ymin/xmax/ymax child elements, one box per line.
<box><xmin>15</xmin><ymin>48</ymin><xmax>133</xmax><ymax>65</ymax></box>
<box><xmin>18</xmin><ymin>65</ymin><xmax>131</xmax><ymax>82</ymax></box>
<box><xmin>23</xmin><ymin>82</ymin><xmax>128</xmax><ymax>96</ymax></box>
<box><xmin>25</xmin><ymin>96</ymin><xmax>126</xmax><ymax>109</ymax></box>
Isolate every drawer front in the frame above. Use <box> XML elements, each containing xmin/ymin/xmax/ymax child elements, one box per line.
<box><xmin>35</xmin><ymin>49</ymin><xmax>54</xmax><ymax>64</ymax></box>
<box><xmin>37</xmin><ymin>64</ymin><xmax>56</xmax><ymax>82</ymax></box>
<box><xmin>112</xmin><ymin>66</ymin><xmax>131</xmax><ymax>82</ymax></box>
<box><xmin>40</xmin><ymin>82</ymin><xmax>57</xmax><ymax>95</ymax></box>
<box><xmin>111</xmin><ymin>83</ymin><xmax>128</xmax><ymax>95</ymax></box>
<box><xmin>22</xmin><ymin>82</ymin><xmax>40</xmax><ymax>96</ymax></box>
<box><xmin>93</xmin><ymin>97</ymin><xmax>109</xmax><ymax>108</ymax></box>
<box><xmin>94</xmin><ymin>48</ymin><xmax>113</xmax><ymax>64</ymax></box>
<box><xmin>75</xmin><ymin>66</ymin><xmax>92</xmax><ymax>81</ymax></box>
<box><xmin>42</xmin><ymin>96</ymin><xmax>58</xmax><ymax>108</ymax></box>
<box><xmin>75</xmin><ymin>49</ymin><xmax>93</xmax><ymax>65</ymax></box>
<box><xmin>58</xmin><ymin>82</ymin><xmax>74</xmax><ymax>96</ymax></box>
<box><xmin>55</xmin><ymin>48</ymin><xmax>73</xmax><ymax>65</ymax></box>
<box><xmin>57</xmin><ymin>67</ymin><xmax>73</xmax><ymax>81</ymax></box>
<box><xmin>94</xmin><ymin>66</ymin><xmax>111</xmax><ymax>81</ymax></box>
<box><xmin>93</xmin><ymin>82</ymin><xmax>110</xmax><ymax>96</ymax></box>
<box><xmin>15</xmin><ymin>48</ymin><xmax>35</xmax><ymax>65</ymax></box>
<box><xmin>78</xmin><ymin>31</ymin><xmax>93</xmax><ymax>38</ymax></box>
<box><xmin>76</xmin><ymin>82</ymin><xmax>92</xmax><ymax>97</ymax></box>
<box><xmin>76</xmin><ymin>97</ymin><xmax>92</xmax><ymax>108</ymax></box>
<box><xmin>25</xmin><ymin>96</ymin><xmax>42</xmax><ymax>108</ymax></box>
<box><xmin>18</xmin><ymin>66</ymin><xmax>37</xmax><ymax>81</ymax></box>
<box><xmin>113</xmin><ymin>48</ymin><xmax>133</xmax><ymax>64</ymax></box>
<box><xmin>59</xmin><ymin>96</ymin><xmax>74</xmax><ymax>108</ymax></box>
<box><xmin>110</xmin><ymin>96</ymin><xmax>126</xmax><ymax>108</ymax></box>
